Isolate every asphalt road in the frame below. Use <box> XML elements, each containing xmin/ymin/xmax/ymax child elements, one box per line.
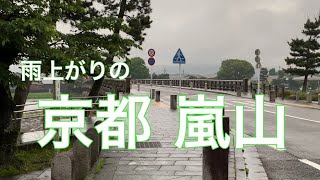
<box><xmin>138</xmin><ymin>84</ymin><xmax>320</xmax><ymax>179</ymax></box>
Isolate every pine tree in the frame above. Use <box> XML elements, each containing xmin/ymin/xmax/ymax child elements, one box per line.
<box><xmin>86</xmin><ymin>0</ymin><xmax>153</xmax><ymax>97</ymax></box>
<box><xmin>260</xmin><ymin>68</ymin><xmax>269</xmax><ymax>83</ymax></box>
<box><xmin>284</xmin><ymin>16</ymin><xmax>320</xmax><ymax>92</ymax></box>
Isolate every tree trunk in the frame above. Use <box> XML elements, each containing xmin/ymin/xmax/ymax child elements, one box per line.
<box><xmin>87</xmin><ymin>0</ymin><xmax>127</xmax><ymax>99</ymax></box>
<box><xmin>302</xmin><ymin>75</ymin><xmax>308</xmax><ymax>92</ymax></box>
<box><xmin>0</xmin><ymin>80</ymin><xmax>18</xmax><ymax>166</ymax></box>
<box><xmin>13</xmin><ymin>80</ymin><xmax>32</xmax><ymax>135</ymax></box>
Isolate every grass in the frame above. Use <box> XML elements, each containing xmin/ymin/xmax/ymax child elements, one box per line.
<box><xmin>0</xmin><ymin>143</ymin><xmax>73</xmax><ymax>177</ymax></box>
<box><xmin>27</xmin><ymin>92</ymin><xmax>53</xmax><ymax>99</ymax></box>
<box><xmin>95</xmin><ymin>159</ymin><xmax>105</xmax><ymax>174</ymax></box>
<box><xmin>0</xmin><ymin>145</ymin><xmax>55</xmax><ymax>177</ymax></box>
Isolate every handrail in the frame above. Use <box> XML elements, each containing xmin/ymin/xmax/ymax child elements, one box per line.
<box><xmin>135</xmin><ymin>79</ymin><xmax>244</xmax><ymax>82</ymax></box>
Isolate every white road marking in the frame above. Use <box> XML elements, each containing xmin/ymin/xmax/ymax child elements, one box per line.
<box><xmin>299</xmin><ymin>159</ymin><xmax>320</xmax><ymax>171</ymax></box>
<box><xmin>141</xmin><ymin>86</ymin><xmax>320</xmax><ymax>124</ymax></box>
<box><xmin>229</xmin><ymin>101</ymin><xmax>320</xmax><ymax>124</ymax></box>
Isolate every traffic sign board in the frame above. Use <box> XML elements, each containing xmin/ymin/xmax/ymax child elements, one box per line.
<box><xmin>148</xmin><ymin>49</ymin><xmax>156</xmax><ymax>57</ymax></box>
<box><xmin>173</xmin><ymin>49</ymin><xmax>186</xmax><ymax>64</ymax></box>
<box><xmin>148</xmin><ymin>57</ymin><xmax>155</xmax><ymax>66</ymax></box>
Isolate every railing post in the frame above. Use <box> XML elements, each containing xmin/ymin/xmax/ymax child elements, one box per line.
<box><xmin>307</xmin><ymin>92</ymin><xmax>312</xmax><ymax>103</ymax></box>
<box><xmin>125</xmin><ymin>78</ymin><xmax>131</xmax><ymax>94</ymax></box>
<box><xmin>269</xmin><ymin>90</ymin><xmax>276</xmax><ymax>102</ymax></box>
<box><xmin>296</xmin><ymin>91</ymin><xmax>300</xmax><ymax>101</ymax></box>
<box><xmin>252</xmin><ymin>89</ymin><xmax>257</xmax><ymax>99</ymax></box>
<box><xmin>170</xmin><ymin>95</ymin><xmax>177</xmax><ymax>110</ymax></box>
<box><xmin>243</xmin><ymin>78</ymin><xmax>249</xmax><ymax>93</ymax></box>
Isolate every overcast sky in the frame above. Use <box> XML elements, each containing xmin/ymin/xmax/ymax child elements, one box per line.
<box><xmin>129</xmin><ymin>0</ymin><xmax>320</xmax><ymax>74</ymax></box>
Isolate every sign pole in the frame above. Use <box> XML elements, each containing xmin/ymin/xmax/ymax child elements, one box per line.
<box><xmin>257</xmin><ymin>68</ymin><xmax>261</xmax><ymax>94</ymax></box>
<box><xmin>147</xmin><ymin>49</ymin><xmax>156</xmax><ymax>90</ymax></box>
<box><xmin>151</xmin><ymin>66</ymin><xmax>153</xmax><ymax>89</ymax></box>
<box><xmin>173</xmin><ymin>48</ymin><xmax>186</xmax><ymax>93</ymax></box>
<box><xmin>179</xmin><ymin>63</ymin><xmax>181</xmax><ymax>93</ymax></box>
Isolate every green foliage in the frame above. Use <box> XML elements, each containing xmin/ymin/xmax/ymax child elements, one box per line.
<box><xmin>260</xmin><ymin>68</ymin><xmax>269</xmax><ymax>82</ymax></box>
<box><xmin>284</xmin><ymin>15</ymin><xmax>320</xmax><ymax>91</ymax></box>
<box><xmin>152</xmin><ymin>73</ymin><xmax>170</xmax><ymax>79</ymax></box>
<box><xmin>95</xmin><ymin>159</ymin><xmax>106</xmax><ymax>174</ymax></box>
<box><xmin>128</xmin><ymin>57</ymin><xmax>150</xmax><ymax>79</ymax></box>
<box><xmin>217</xmin><ymin>59</ymin><xmax>255</xmax><ymax>80</ymax></box>
<box><xmin>0</xmin><ymin>145</ymin><xmax>55</xmax><ymax>177</ymax></box>
<box><xmin>269</xmin><ymin>68</ymin><xmax>277</xmax><ymax>76</ymax></box>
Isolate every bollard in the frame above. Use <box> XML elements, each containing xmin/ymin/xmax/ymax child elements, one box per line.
<box><xmin>155</xmin><ymin>91</ymin><xmax>160</xmax><ymax>102</ymax></box>
<box><xmin>307</xmin><ymin>92</ymin><xmax>312</xmax><ymax>103</ymax></box>
<box><xmin>86</xmin><ymin>128</ymin><xmax>100</xmax><ymax>167</ymax></box>
<box><xmin>115</xmin><ymin>90</ymin><xmax>119</xmax><ymax>100</ymax></box>
<box><xmin>150</xmin><ymin>89</ymin><xmax>155</xmax><ymax>99</ymax></box>
<box><xmin>52</xmin><ymin>150</ymin><xmax>76</xmax><ymax>180</ymax></box>
<box><xmin>203</xmin><ymin>117</ymin><xmax>229</xmax><ymax>180</ymax></box>
<box><xmin>169</xmin><ymin>81</ymin><xmax>172</xmax><ymax>87</ymax></box>
<box><xmin>236</xmin><ymin>86</ymin><xmax>241</xmax><ymax>97</ymax></box>
<box><xmin>170</xmin><ymin>95</ymin><xmax>177</xmax><ymax>110</ymax></box>
<box><xmin>204</xmin><ymin>83</ymin><xmax>208</xmax><ymax>91</ymax></box>
<box><xmin>269</xmin><ymin>90</ymin><xmax>276</xmax><ymax>102</ymax></box>
<box><xmin>137</xmin><ymin>83</ymin><xmax>140</xmax><ymax>91</ymax></box>
<box><xmin>73</xmin><ymin>140</ymin><xmax>91</xmax><ymax>180</ymax></box>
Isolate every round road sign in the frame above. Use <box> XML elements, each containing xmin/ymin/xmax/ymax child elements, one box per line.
<box><xmin>148</xmin><ymin>49</ymin><xmax>156</xmax><ymax>57</ymax></box>
<box><xmin>255</xmin><ymin>49</ymin><xmax>261</xmax><ymax>56</ymax></box>
<box><xmin>148</xmin><ymin>57</ymin><xmax>156</xmax><ymax>66</ymax></box>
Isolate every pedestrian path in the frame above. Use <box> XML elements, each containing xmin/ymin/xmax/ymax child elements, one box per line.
<box><xmin>93</xmin><ymin>89</ymin><xmax>268</xmax><ymax>180</ymax></box>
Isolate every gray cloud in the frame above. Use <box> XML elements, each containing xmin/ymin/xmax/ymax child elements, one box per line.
<box><xmin>130</xmin><ymin>0</ymin><xmax>320</xmax><ymax>74</ymax></box>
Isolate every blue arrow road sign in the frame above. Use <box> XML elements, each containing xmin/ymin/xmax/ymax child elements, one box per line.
<box><xmin>173</xmin><ymin>49</ymin><xmax>186</xmax><ymax>64</ymax></box>
<box><xmin>148</xmin><ymin>57</ymin><xmax>155</xmax><ymax>66</ymax></box>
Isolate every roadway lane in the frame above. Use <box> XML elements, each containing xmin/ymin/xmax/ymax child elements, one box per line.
<box><xmin>137</xmin><ymin>84</ymin><xmax>320</xmax><ymax>179</ymax></box>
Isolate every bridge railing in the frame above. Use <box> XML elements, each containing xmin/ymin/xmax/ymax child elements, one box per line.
<box><xmin>133</xmin><ymin>79</ymin><xmax>249</xmax><ymax>93</ymax></box>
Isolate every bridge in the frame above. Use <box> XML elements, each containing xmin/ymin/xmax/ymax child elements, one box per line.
<box><xmin>14</xmin><ymin>79</ymin><xmax>320</xmax><ymax>180</ymax></box>
<box><xmin>129</xmin><ymin>80</ymin><xmax>320</xmax><ymax>179</ymax></box>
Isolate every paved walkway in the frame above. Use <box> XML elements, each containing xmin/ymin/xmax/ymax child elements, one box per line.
<box><xmin>92</xmin><ymin>89</ymin><xmax>268</xmax><ymax>180</ymax></box>
<box><xmin>12</xmin><ymin>88</ymin><xmax>269</xmax><ymax>179</ymax></box>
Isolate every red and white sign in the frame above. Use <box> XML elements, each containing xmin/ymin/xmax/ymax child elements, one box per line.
<box><xmin>148</xmin><ymin>49</ymin><xmax>156</xmax><ymax>57</ymax></box>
